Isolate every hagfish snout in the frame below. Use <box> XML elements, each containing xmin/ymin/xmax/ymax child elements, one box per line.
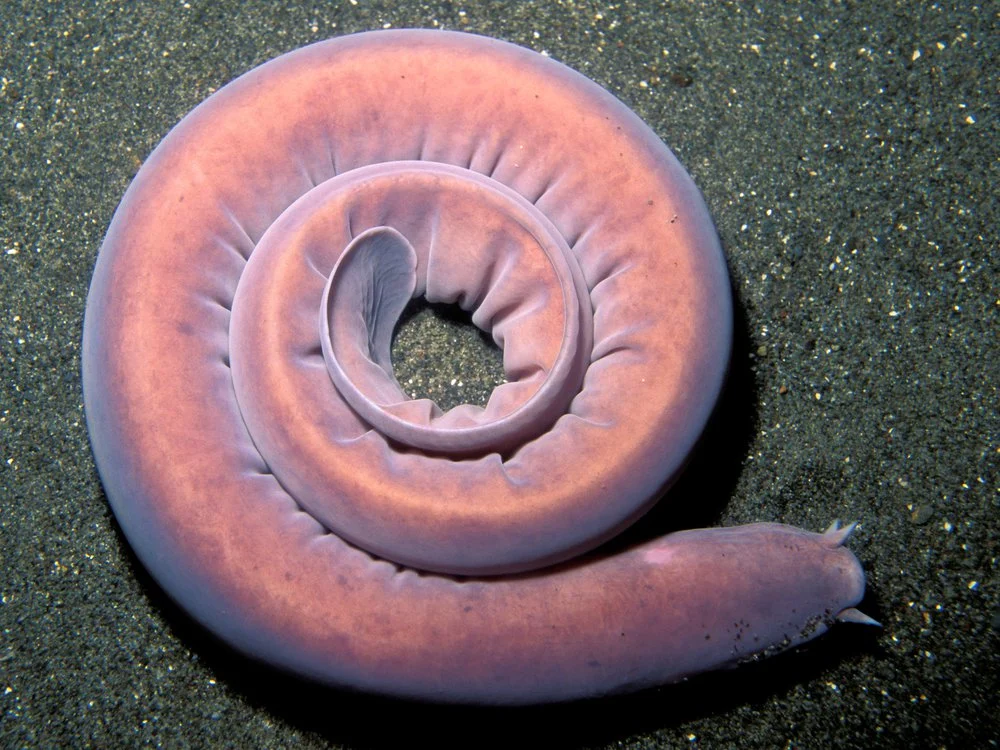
<box><xmin>636</xmin><ymin>521</ymin><xmax>872</xmax><ymax>685</ymax></box>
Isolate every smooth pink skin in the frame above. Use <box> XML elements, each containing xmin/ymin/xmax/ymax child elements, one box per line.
<box><xmin>82</xmin><ymin>30</ymin><xmax>869</xmax><ymax>704</ymax></box>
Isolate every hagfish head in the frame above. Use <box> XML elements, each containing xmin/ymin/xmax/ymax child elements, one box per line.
<box><xmin>636</xmin><ymin>520</ymin><xmax>878</xmax><ymax>683</ymax></box>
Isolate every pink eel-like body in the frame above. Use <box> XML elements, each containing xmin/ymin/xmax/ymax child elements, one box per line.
<box><xmin>81</xmin><ymin>29</ymin><xmax>875</xmax><ymax>704</ymax></box>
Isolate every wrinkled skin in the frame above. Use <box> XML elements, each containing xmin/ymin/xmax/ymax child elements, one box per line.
<box><xmin>82</xmin><ymin>30</ymin><xmax>872</xmax><ymax>704</ymax></box>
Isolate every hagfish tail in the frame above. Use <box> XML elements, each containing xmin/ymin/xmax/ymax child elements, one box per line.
<box><xmin>81</xmin><ymin>29</ymin><xmax>875</xmax><ymax>704</ymax></box>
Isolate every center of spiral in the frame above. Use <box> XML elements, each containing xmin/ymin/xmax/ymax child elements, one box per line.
<box><xmin>316</xmin><ymin>163</ymin><xmax>592</xmax><ymax>456</ymax></box>
<box><xmin>391</xmin><ymin>298</ymin><xmax>506</xmax><ymax>410</ymax></box>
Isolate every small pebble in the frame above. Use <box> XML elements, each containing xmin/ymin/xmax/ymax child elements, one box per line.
<box><xmin>909</xmin><ymin>504</ymin><xmax>934</xmax><ymax>525</ymax></box>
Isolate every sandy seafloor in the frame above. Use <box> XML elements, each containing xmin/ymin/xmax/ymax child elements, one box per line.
<box><xmin>0</xmin><ymin>1</ymin><xmax>996</xmax><ymax>748</ymax></box>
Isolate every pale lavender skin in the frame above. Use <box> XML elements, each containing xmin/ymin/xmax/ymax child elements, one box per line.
<box><xmin>81</xmin><ymin>30</ymin><xmax>870</xmax><ymax>704</ymax></box>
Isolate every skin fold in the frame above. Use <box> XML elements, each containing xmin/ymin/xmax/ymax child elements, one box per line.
<box><xmin>81</xmin><ymin>29</ymin><xmax>873</xmax><ymax>704</ymax></box>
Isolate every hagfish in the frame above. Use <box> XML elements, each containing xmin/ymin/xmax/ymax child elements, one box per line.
<box><xmin>81</xmin><ymin>29</ymin><xmax>875</xmax><ymax>704</ymax></box>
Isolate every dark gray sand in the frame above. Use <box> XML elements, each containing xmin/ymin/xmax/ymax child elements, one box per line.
<box><xmin>1</xmin><ymin>2</ymin><xmax>996</xmax><ymax>748</ymax></box>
